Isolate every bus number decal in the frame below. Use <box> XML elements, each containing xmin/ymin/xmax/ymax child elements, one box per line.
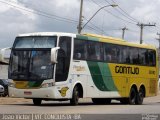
<box><xmin>149</xmin><ymin>70</ymin><xmax>155</xmax><ymax>75</ymax></box>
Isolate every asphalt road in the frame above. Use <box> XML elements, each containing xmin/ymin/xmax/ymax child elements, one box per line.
<box><xmin>0</xmin><ymin>95</ymin><xmax>160</xmax><ymax>120</ymax></box>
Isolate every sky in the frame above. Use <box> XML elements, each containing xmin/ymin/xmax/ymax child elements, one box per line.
<box><xmin>0</xmin><ymin>0</ymin><xmax>160</xmax><ymax>48</ymax></box>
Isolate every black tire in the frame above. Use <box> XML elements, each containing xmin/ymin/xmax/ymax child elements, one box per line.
<box><xmin>128</xmin><ymin>87</ymin><xmax>137</xmax><ymax>105</ymax></box>
<box><xmin>70</xmin><ymin>86</ymin><xmax>79</xmax><ymax>105</ymax></box>
<box><xmin>2</xmin><ymin>93</ymin><xmax>7</xmax><ymax>97</ymax></box>
<box><xmin>33</xmin><ymin>99</ymin><xmax>42</xmax><ymax>106</ymax></box>
<box><xmin>92</xmin><ymin>98</ymin><xmax>111</xmax><ymax>105</ymax></box>
<box><xmin>2</xmin><ymin>89</ymin><xmax>8</xmax><ymax>97</ymax></box>
<box><xmin>135</xmin><ymin>88</ymin><xmax>144</xmax><ymax>105</ymax></box>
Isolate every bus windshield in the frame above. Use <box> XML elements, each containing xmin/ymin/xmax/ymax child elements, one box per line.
<box><xmin>14</xmin><ymin>36</ymin><xmax>57</xmax><ymax>48</ymax></box>
<box><xmin>9</xmin><ymin>36</ymin><xmax>57</xmax><ymax>81</ymax></box>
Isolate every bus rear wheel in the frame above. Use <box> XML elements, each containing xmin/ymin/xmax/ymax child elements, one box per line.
<box><xmin>128</xmin><ymin>87</ymin><xmax>137</xmax><ymax>105</ymax></box>
<box><xmin>135</xmin><ymin>88</ymin><xmax>144</xmax><ymax>105</ymax></box>
<box><xmin>70</xmin><ymin>86</ymin><xmax>79</xmax><ymax>105</ymax></box>
<box><xmin>33</xmin><ymin>99</ymin><xmax>42</xmax><ymax>106</ymax></box>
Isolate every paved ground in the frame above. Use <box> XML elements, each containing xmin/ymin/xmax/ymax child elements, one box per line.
<box><xmin>0</xmin><ymin>94</ymin><xmax>160</xmax><ymax>120</ymax></box>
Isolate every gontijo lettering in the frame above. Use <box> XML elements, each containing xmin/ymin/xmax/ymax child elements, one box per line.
<box><xmin>115</xmin><ymin>66</ymin><xmax>139</xmax><ymax>74</ymax></box>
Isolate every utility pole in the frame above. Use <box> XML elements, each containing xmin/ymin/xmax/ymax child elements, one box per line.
<box><xmin>77</xmin><ymin>0</ymin><xmax>83</xmax><ymax>34</ymax></box>
<box><xmin>156</xmin><ymin>33</ymin><xmax>160</xmax><ymax>49</ymax></box>
<box><xmin>77</xmin><ymin>2</ymin><xmax>118</xmax><ymax>34</ymax></box>
<box><xmin>121</xmin><ymin>27</ymin><xmax>128</xmax><ymax>39</ymax></box>
<box><xmin>137</xmin><ymin>23</ymin><xmax>156</xmax><ymax>44</ymax></box>
<box><xmin>156</xmin><ymin>33</ymin><xmax>160</xmax><ymax>66</ymax></box>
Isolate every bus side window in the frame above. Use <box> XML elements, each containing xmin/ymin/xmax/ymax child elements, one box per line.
<box><xmin>120</xmin><ymin>46</ymin><xmax>128</xmax><ymax>64</ymax></box>
<box><xmin>131</xmin><ymin>48</ymin><xmax>139</xmax><ymax>64</ymax></box>
<box><xmin>111</xmin><ymin>46</ymin><xmax>119</xmax><ymax>63</ymax></box>
<box><xmin>87</xmin><ymin>42</ymin><xmax>96</xmax><ymax>60</ymax></box>
<box><xmin>139</xmin><ymin>49</ymin><xmax>147</xmax><ymax>65</ymax></box>
<box><xmin>74</xmin><ymin>39</ymin><xmax>87</xmax><ymax>60</ymax></box>
<box><xmin>148</xmin><ymin>50</ymin><xmax>156</xmax><ymax>66</ymax></box>
<box><xmin>104</xmin><ymin>44</ymin><xmax>112</xmax><ymax>62</ymax></box>
<box><xmin>87</xmin><ymin>41</ymin><xmax>103</xmax><ymax>61</ymax></box>
<box><xmin>104</xmin><ymin>44</ymin><xmax>119</xmax><ymax>63</ymax></box>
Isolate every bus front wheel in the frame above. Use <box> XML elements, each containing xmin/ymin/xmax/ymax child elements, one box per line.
<box><xmin>33</xmin><ymin>98</ymin><xmax>42</xmax><ymax>106</ymax></box>
<box><xmin>70</xmin><ymin>86</ymin><xmax>79</xmax><ymax>105</ymax></box>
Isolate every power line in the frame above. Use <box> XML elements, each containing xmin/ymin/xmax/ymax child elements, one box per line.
<box><xmin>0</xmin><ymin>0</ymin><xmax>78</xmax><ymax>24</ymax></box>
<box><xmin>104</xmin><ymin>0</ymin><xmax>138</xmax><ymax>23</ymax></box>
<box><xmin>6</xmin><ymin>0</ymin><xmax>106</xmax><ymax>35</ymax></box>
<box><xmin>90</xmin><ymin>0</ymin><xmax>136</xmax><ymax>25</ymax></box>
<box><xmin>110</xmin><ymin>0</ymin><xmax>139</xmax><ymax>22</ymax></box>
<box><xmin>6</xmin><ymin>0</ymin><xmax>78</xmax><ymax>23</ymax></box>
<box><xmin>85</xmin><ymin>24</ymin><xmax>108</xmax><ymax>35</ymax></box>
<box><xmin>127</xmin><ymin>29</ymin><xmax>139</xmax><ymax>33</ymax></box>
<box><xmin>83</xmin><ymin>0</ymin><xmax>108</xmax><ymax>34</ymax></box>
<box><xmin>83</xmin><ymin>17</ymin><xmax>108</xmax><ymax>34</ymax></box>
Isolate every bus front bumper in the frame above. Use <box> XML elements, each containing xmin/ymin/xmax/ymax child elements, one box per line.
<box><xmin>8</xmin><ymin>87</ymin><xmax>62</xmax><ymax>99</ymax></box>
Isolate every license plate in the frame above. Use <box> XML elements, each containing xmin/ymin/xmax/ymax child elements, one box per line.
<box><xmin>24</xmin><ymin>91</ymin><xmax>32</xmax><ymax>95</ymax></box>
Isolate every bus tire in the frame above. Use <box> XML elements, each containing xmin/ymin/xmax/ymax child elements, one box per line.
<box><xmin>2</xmin><ymin>93</ymin><xmax>7</xmax><ymax>97</ymax></box>
<box><xmin>33</xmin><ymin>99</ymin><xmax>42</xmax><ymax>106</ymax></box>
<box><xmin>135</xmin><ymin>88</ymin><xmax>144</xmax><ymax>105</ymax></box>
<box><xmin>92</xmin><ymin>98</ymin><xmax>111</xmax><ymax>104</ymax></box>
<box><xmin>70</xmin><ymin>86</ymin><xmax>79</xmax><ymax>105</ymax></box>
<box><xmin>128</xmin><ymin>87</ymin><xmax>137</xmax><ymax>105</ymax></box>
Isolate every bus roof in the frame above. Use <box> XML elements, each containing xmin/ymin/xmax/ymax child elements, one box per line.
<box><xmin>17</xmin><ymin>32</ymin><xmax>156</xmax><ymax>50</ymax></box>
<box><xmin>83</xmin><ymin>33</ymin><xmax>125</xmax><ymax>42</ymax></box>
<box><xmin>18</xmin><ymin>32</ymin><xmax>76</xmax><ymax>37</ymax></box>
<box><xmin>82</xmin><ymin>33</ymin><xmax>156</xmax><ymax>50</ymax></box>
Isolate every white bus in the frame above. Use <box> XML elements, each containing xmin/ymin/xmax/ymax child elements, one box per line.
<box><xmin>3</xmin><ymin>32</ymin><xmax>158</xmax><ymax>105</ymax></box>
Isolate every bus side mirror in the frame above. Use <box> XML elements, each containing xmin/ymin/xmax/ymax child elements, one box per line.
<box><xmin>51</xmin><ymin>47</ymin><xmax>60</xmax><ymax>64</ymax></box>
<box><xmin>0</xmin><ymin>47</ymin><xmax>11</xmax><ymax>65</ymax></box>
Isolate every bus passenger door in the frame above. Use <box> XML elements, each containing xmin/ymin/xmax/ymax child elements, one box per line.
<box><xmin>55</xmin><ymin>36</ymin><xmax>71</xmax><ymax>83</ymax></box>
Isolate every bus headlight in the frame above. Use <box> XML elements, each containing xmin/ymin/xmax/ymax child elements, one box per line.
<box><xmin>9</xmin><ymin>82</ymin><xmax>15</xmax><ymax>88</ymax></box>
<box><xmin>41</xmin><ymin>82</ymin><xmax>54</xmax><ymax>88</ymax></box>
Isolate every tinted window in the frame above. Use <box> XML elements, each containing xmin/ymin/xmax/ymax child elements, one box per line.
<box><xmin>120</xmin><ymin>46</ymin><xmax>130</xmax><ymax>64</ymax></box>
<box><xmin>104</xmin><ymin>44</ymin><xmax>120</xmax><ymax>63</ymax></box>
<box><xmin>139</xmin><ymin>49</ymin><xmax>148</xmax><ymax>65</ymax></box>
<box><xmin>55</xmin><ymin>37</ymin><xmax>71</xmax><ymax>82</ymax></box>
<box><xmin>129</xmin><ymin>47</ymin><xmax>139</xmax><ymax>64</ymax></box>
<box><xmin>87</xmin><ymin>41</ymin><xmax>103</xmax><ymax>61</ymax></box>
<box><xmin>148</xmin><ymin>50</ymin><xmax>156</xmax><ymax>66</ymax></box>
<box><xmin>73</xmin><ymin>39</ymin><xmax>156</xmax><ymax>66</ymax></box>
<box><xmin>74</xmin><ymin>39</ymin><xmax>87</xmax><ymax>60</ymax></box>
